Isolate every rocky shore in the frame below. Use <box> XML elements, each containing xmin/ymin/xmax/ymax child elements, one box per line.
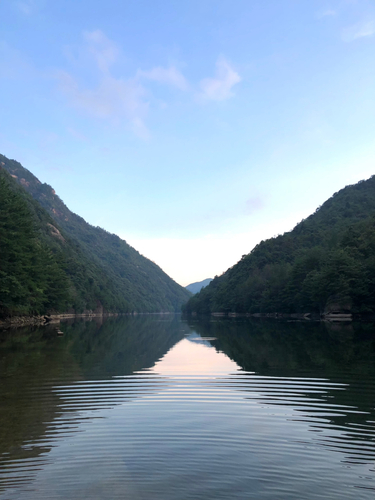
<box><xmin>0</xmin><ymin>315</ymin><xmax>49</xmax><ymax>329</ymax></box>
<box><xmin>0</xmin><ymin>312</ymin><xmax>120</xmax><ymax>330</ymax></box>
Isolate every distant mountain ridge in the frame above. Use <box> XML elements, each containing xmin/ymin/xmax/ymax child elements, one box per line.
<box><xmin>186</xmin><ymin>278</ymin><xmax>213</xmax><ymax>294</ymax></box>
<box><xmin>0</xmin><ymin>153</ymin><xmax>190</xmax><ymax>317</ymax></box>
<box><xmin>184</xmin><ymin>175</ymin><xmax>375</xmax><ymax>316</ymax></box>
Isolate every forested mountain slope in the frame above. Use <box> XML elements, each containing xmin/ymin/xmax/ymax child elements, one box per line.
<box><xmin>184</xmin><ymin>176</ymin><xmax>375</xmax><ymax>315</ymax></box>
<box><xmin>0</xmin><ymin>154</ymin><xmax>190</xmax><ymax>318</ymax></box>
<box><xmin>0</xmin><ymin>171</ymin><xmax>69</xmax><ymax>317</ymax></box>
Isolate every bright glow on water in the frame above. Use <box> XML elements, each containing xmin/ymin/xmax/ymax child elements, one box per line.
<box><xmin>0</xmin><ymin>316</ymin><xmax>374</xmax><ymax>499</ymax></box>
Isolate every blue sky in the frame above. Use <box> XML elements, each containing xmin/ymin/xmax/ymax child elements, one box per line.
<box><xmin>1</xmin><ymin>0</ymin><xmax>375</xmax><ymax>285</ymax></box>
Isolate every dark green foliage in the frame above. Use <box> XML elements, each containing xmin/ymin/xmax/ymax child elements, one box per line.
<box><xmin>184</xmin><ymin>176</ymin><xmax>375</xmax><ymax>315</ymax></box>
<box><xmin>0</xmin><ymin>154</ymin><xmax>190</xmax><ymax>317</ymax></box>
<box><xmin>0</xmin><ymin>174</ymin><xmax>69</xmax><ymax>317</ymax></box>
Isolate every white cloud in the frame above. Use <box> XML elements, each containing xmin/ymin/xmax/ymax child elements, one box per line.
<box><xmin>57</xmin><ymin>33</ymin><xmax>242</xmax><ymax>138</ymax></box>
<box><xmin>199</xmin><ymin>58</ymin><xmax>241</xmax><ymax>101</ymax></box>
<box><xmin>342</xmin><ymin>19</ymin><xmax>375</xmax><ymax>42</ymax></box>
<box><xmin>137</xmin><ymin>66</ymin><xmax>188</xmax><ymax>90</ymax></box>
<box><xmin>67</xmin><ymin>127</ymin><xmax>90</xmax><ymax>142</ymax></box>
<box><xmin>0</xmin><ymin>41</ymin><xmax>34</xmax><ymax>79</ymax></box>
<box><xmin>245</xmin><ymin>196</ymin><xmax>264</xmax><ymax>215</ymax></box>
<box><xmin>317</xmin><ymin>9</ymin><xmax>337</xmax><ymax>18</ymax></box>
<box><xmin>57</xmin><ymin>70</ymin><xmax>149</xmax><ymax>138</ymax></box>
<box><xmin>16</xmin><ymin>1</ymin><xmax>35</xmax><ymax>15</ymax></box>
<box><xmin>57</xmin><ymin>31</ymin><xmax>194</xmax><ymax>137</ymax></box>
<box><xmin>83</xmin><ymin>30</ymin><xmax>119</xmax><ymax>73</ymax></box>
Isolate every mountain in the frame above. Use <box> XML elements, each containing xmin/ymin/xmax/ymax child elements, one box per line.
<box><xmin>0</xmin><ymin>169</ymin><xmax>70</xmax><ymax>317</ymax></box>
<box><xmin>184</xmin><ymin>175</ymin><xmax>375</xmax><ymax>316</ymax></box>
<box><xmin>0</xmin><ymin>153</ymin><xmax>190</xmax><ymax>318</ymax></box>
<box><xmin>185</xmin><ymin>278</ymin><xmax>213</xmax><ymax>294</ymax></box>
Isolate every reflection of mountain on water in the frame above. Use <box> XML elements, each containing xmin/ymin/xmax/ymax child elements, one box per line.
<box><xmin>0</xmin><ymin>315</ymin><xmax>184</xmax><ymax>493</ymax></box>
<box><xmin>187</xmin><ymin>318</ymin><xmax>375</xmax><ymax>378</ymax></box>
<box><xmin>187</xmin><ymin>317</ymin><xmax>375</xmax><ymax>465</ymax></box>
<box><xmin>2</xmin><ymin>316</ymin><xmax>375</xmax><ymax>499</ymax></box>
<box><xmin>64</xmin><ymin>314</ymin><xmax>185</xmax><ymax>378</ymax></box>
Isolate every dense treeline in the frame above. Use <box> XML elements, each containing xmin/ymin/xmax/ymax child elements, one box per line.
<box><xmin>184</xmin><ymin>176</ymin><xmax>375</xmax><ymax>316</ymax></box>
<box><xmin>0</xmin><ymin>173</ymin><xmax>69</xmax><ymax>316</ymax></box>
<box><xmin>0</xmin><ymin>154</ymin><xmax>190</xmax><ymax>318</ymax></box>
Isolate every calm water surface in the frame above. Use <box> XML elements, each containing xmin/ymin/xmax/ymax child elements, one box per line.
<box><xmin>0</xmin><ymin>315</ymin><xmax>375</xmax><ymax>499</ymax></box>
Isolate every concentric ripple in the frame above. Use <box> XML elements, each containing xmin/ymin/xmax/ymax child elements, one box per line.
<box><xmin>1</xmin><ymin>321</ymin><xmax>375</xmax><ymax>500</ymax></box>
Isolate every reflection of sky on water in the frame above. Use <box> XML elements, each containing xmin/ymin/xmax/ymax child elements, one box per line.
<box><xmin>152</xmin><ymin>337</ymin><xmax>239</xmax><ymax>376</ymax></box>
<box><xmin>1</xmin><ymin>320</ymin><xmax>375</xmax><ymax>499</ymax></box>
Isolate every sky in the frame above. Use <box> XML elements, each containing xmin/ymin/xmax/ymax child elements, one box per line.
<box><xmin>1</xmin><ymin>0</ymin><xmax>375</xmax><ymax>286</ymax></box>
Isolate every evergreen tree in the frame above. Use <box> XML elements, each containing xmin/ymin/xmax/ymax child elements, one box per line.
<box><xmin>0</xmin><ymin>175</ymin><xmax>69</xmax><ymax>317</ymax></box>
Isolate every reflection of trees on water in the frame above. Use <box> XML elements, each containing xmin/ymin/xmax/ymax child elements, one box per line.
<box><xmin>0</xmin><ymin>315</ymin><xmax>185</xmax><ymax>491</ymax></box>
<box><xmin>63</xmin><ymin>314</ymin><xmax>185</xmax><ymax>378</ymax></box>
<box><xmin>186</xmin><ymin>317</ymin><xmax>375</xmax><ymax>465</ymax></box>
<box><xmin>2</xmin><ymin>315</ymin><xmax>375</xmax><ymax>495</ymax></box>
<box><xmin>187</xmin><ymin>318</ymin><xmax>375</xmax><ymax>378</ymax></box>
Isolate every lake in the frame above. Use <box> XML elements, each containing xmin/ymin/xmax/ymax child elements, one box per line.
<box><xmin>0</xmin><ymin>315</ymin><xmax>374</xmax><ymax>499</ymax></box>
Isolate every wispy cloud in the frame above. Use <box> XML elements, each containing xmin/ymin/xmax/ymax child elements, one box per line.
<box><xmin>0</xmin><ymin>41</ymin><xmax>34</xmax><ymax>79</ymax></box>
<box><xmin>67</xmin><ymin>127</ymin><xmax>90</xmax><ymax>142</ymax></box>
<box><xmin>199</xmin><ymin>58</ymin><xmax>241</xmax><ymax>101</ymax></box>
<box><xmin>342</xmin><ymin>19</ymin><xmax>375</xmax><ymax>42</ymax></box>
<box><xmin>57</xmin><ymin>70</ymin><xmax>150</xmax><ymax>138</ymax></box>
<box><xmin>244</xmin><ymin>196</ymin><xmax>264</xmax><ymax>215</ymax></box>
<box><xmin>57</xmin><ymin>30</ymin><xmax>193</xmax><ymax>138</ymax></box>
<box><xmin>137</xmin><ymin>66</ymin><xmax>188</xmax><ymax>91</ymax></box>
<box><xmin>83</xmin><ymin>30</ymin><xmax>119</xmax><ymax>73</ymax></box>
<box><xmin>57</xmin><ymin>32</ymin><xmax>240</xmax><ymax>137</ymax></box>
<box><xmin>16</xmin><ymin>1</ymin><xmax>35</xmax><ymax>15</ymax></box>
<box><xmin>317</xmin><ymin>9</ymin><xmax>337</xmax><ymax>19</ymax></box>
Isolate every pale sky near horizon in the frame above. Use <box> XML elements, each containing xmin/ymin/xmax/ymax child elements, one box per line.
<box><xmin>1</xmin><ymin>0</ymin><xmax>375</xmax><ymax>286</ymax></box>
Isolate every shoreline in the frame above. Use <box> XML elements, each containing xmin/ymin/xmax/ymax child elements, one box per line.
<box><xmin>0</xmin><ymin>310</ymin><xmax>179</xmax><ymax>330</ymax></box>
<box><xmin>199</xmin><ymin>311</ymin><xmax>373</xmax><ymax>322</ymax></box>
<box><xmin>0</xmin><ymin>312</ymin><xmax>120</xmax><ymax>330</ymax></box>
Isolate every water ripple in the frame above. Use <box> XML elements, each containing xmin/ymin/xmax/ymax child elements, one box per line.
<box><xmin>1</xmin><ymin>319</ymin><xmax>375</xmax><ymax>500</ymax></box>
<box><xmin>1</xmin><ymin>367</ymin><xmax>375</xmax><ymax>499</ymax></box>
